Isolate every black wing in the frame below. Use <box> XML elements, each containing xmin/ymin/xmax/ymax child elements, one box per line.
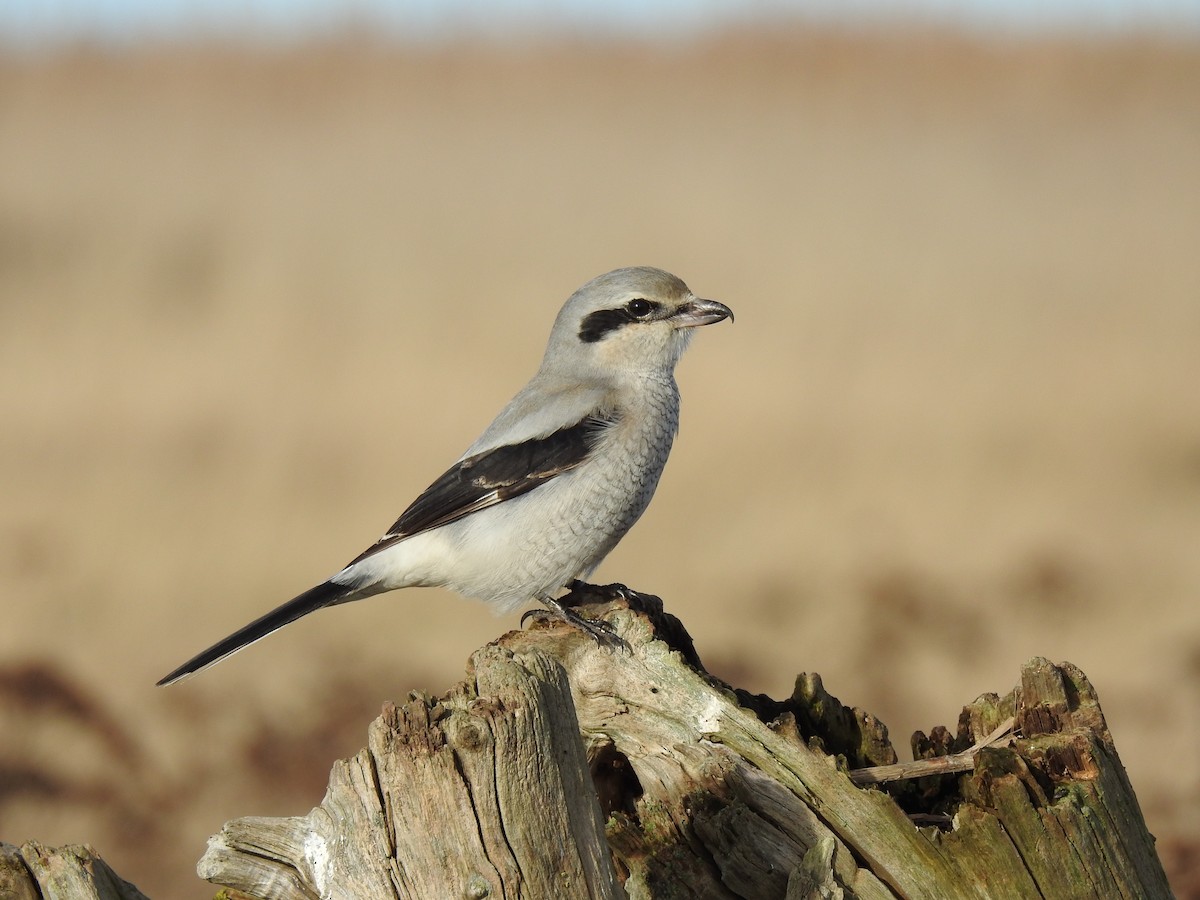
<box><xmin>345</xmin><ymin>412</ymin><xmax>617</xmax><ymax>566</ymax></box>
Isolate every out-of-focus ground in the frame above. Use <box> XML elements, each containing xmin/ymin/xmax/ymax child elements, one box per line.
<box><xmin>1</xmin><ymin>28</ymin><xmax>1198</xmax><ymax>897</ymax></box>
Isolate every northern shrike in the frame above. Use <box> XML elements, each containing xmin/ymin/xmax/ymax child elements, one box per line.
<box><xmin>158</xmin><ymin>267</ymin><xmax>731</xmax><ymax>685</ymax></box>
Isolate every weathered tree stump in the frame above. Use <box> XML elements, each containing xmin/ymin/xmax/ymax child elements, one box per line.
<box><xmin>0</xmin><ymin>841</ymin><xmax>150</xmax><ymax>900</ymax></box>
<box><xmin>199</xmin><ymin>594</ymin><xmax>1173</xmax><ymax>899</ymax></box>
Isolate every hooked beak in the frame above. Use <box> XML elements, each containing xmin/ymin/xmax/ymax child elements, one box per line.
<box><xmin>671</xmin><ymin>297</ymin><xmax>734</xmax><ymax>329</ymax></box>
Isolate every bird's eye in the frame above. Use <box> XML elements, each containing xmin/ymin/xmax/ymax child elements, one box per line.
<box><xmin>626</xmin><ymin>298</ymin><xmax>653</xmax><ymax>318</ymax></box>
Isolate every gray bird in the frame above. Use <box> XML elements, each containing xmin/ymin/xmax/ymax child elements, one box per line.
<box><xmin>158</xmin><ymin>267</ymin><xmax>732</xmax><ymax>685</ymax></box>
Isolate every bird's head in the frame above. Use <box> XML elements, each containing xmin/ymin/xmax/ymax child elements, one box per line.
<box><xmin>542</xmin><ymin>267</ymin><xmax>733</xmax><ymax>382</ymax></box>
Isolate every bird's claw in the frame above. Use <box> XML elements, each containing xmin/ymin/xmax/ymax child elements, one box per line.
<box><xmin>563</xmin><ymin>580</ymin><xmax>660</xmax><ymax>616</ymax></box>
<box><xmin>565</xmin><ymin>579</ymin><xmax>642</xmax><ymax>607</ymax></box>
<box><xmin>523</xmin><ymin>595</ymin><xmax>627</xmax><ymax>650</ymax></box>
<box><xmin>520</xmin><ymin>607</ymin><xmax>553</xmax><ymax>629</ymax></box>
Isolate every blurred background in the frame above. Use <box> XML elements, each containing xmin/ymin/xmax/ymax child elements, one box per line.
<box><xmin>2</xmin><ymin>1</ymin><xmax>1198</xmax><ymax>896</ymax></box>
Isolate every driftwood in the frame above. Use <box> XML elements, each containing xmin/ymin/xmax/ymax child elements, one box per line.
<box><xmin>196</xmin><ymin>593</ymin><xmax>1171</xmax><ymax>899</ymax></box>
<box><xmin>0</xmin><ymin>841</ymin><xmax>150</xmax><ymax>900</ymax></box>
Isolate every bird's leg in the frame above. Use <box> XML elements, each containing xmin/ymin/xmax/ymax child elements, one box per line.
<box><xmin>521</xmin><ymin>595</ymin><xmax>625</xmax><ymax>649</ymax></box>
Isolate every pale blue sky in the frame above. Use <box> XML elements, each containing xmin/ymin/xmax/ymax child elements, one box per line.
<box><xmin>3</xmin><ymin>0</ymin><xmax>1199</xmax><ymax>47</ymax></box>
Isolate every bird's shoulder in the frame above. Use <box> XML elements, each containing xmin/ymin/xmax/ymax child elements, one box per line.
<box><xmin>342</xmin><ymin>384</ymin><xmax>622</xmax><ymax>567</ymax></box>
<box><xmin>465</xmin><ymin>379</ymin><xmax>618</xmax><ymax>456</ymax></box>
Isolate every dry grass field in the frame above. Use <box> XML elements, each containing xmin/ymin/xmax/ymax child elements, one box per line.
<box><xmin>1</xmin><ymin>27</ymin><xmax>1198</xmax><ymax>896</ymax></box>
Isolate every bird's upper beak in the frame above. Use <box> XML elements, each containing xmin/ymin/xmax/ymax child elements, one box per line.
<box><xmin>670</xmin><ymin>297</ymin><xmax>734</xmax><ymax>329</ymax></box>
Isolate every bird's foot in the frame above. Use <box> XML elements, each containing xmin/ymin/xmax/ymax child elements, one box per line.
<box><xmin>564</xmin><ymin>580</ymin><xmax>658</xmax><ymax>614</ymax></box>
<box><xmin>521</xmin><ymin>595</ymin><xmax>627</xmax><ymax>650</ymax></box>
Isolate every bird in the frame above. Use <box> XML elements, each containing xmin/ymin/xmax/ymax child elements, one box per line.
<box><xmin>157</xmin><ymin>266</ymin><xmax>732</xmax><ymax>685</ymax></box>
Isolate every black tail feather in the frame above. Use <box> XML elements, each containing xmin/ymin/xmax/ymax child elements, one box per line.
<box><xmin>156</xmin><ymin>580</ymin><xmax>353</xmax><ymax>686</ymax></box>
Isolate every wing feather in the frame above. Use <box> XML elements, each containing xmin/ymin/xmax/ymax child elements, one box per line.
<box><xmin>345</xmin><ymin>412</ymin><xmax>617</xmax><ymax>566</ymax></box>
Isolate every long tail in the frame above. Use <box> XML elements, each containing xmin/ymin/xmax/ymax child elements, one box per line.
<box><xmin>156</xmin><ymin>580</ymin><xmax>355</xmax><ymax>686</ymax></box>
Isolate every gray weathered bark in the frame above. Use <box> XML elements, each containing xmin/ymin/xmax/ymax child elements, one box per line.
<box><xmin>196</xmin><ymin>594</ymin><xmax>1174</xmax><ymax>899</ymax></box>
<box><xmin>0</xmin><ymin>841</ymin><xmax>151</xmax><ymax>900</ymax></box>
